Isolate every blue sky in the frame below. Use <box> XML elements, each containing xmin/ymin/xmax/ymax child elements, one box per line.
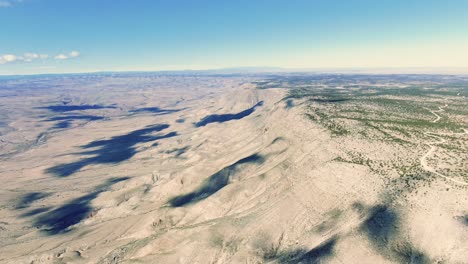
<box><xmin>1</xmin><ymin>0</ymin><xmax>468</xmax><ymax>75</ymax></box>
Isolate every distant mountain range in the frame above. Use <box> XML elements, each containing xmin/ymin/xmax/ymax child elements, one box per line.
<box><xmin>1</xmin><ymin>67</ymin><xmax>468</xmax><ymax>79</ymax></box>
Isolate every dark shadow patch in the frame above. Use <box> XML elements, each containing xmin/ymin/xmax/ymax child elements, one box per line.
<box><xmin>361</xmin><ymin>205</ymin><xmax>398</xmax><ymax>249</ymax></box>
<box><xmin>175</xmin><ymin>118</ymin><xmax>185</xmax><ymax>123</ymax></box>
<box><xmin>309</xmin><ymin>98</ymin><xmax>350</xmax><ymax>103</ymax></box>
<box><xmin>33</xmin><ymin>177</ymin><xmax>128</xmax><ymax>235</ymax></box>
<box><xmin>285</xmin><ymin>99</ymin><xmax>294</xmax><ymax>108</ymax></box>
<box><xmin>358</xmin><ymin>203</ymin><xmax>430</xmax><ymax>264</ymax></box>
<box><xmin>46</xmin><ymin>115</ymin><xmax>104</xmax><ymax>122</ymax></box>
<box><xmin>194</xmin><ymin>101</ymin><xmax>264</xmax><ymax>127</ymax></box>
<box><xmin>462</xmin><ymin>215</ymin><xmax>468</xmax><ymax>226</ymax></box>
<box><xmin>129</xmin><ymin>107</ymin><xmax>180</xmax><ymax>115</ymax></box>
<box><xmin>164</xmin><ymin>146</ymin><xmax>190</xmax><ymax>158</ymax></box>
<box><xmin>271</xmin><ymin>137</ymin><xmax>286</xmax><ymax>145</ymax></box>
<box><xmin>37</xmin><ymin>104</ymin><xmax>117</xmax><ymax>113</ymax></box>
<box><xmin>269</xmin><ymin>237</ymin><xmax>337</xmax><ymax>264</ymax></box>
<box><xmin>314</xmin><ymin>209</ymin><xmax>342</xmax><ymax>233</ymax></box>
<box><xmin>45</xmin><ymin>115</ymin><xmax>104</xmax><ymax>129</ymax></box>
<box><xmin>15</xmin><ymin>192</ymin><xmax>50</xmax><ymax>209</ymax></box>
<box><xmin>19</xmin><ymin>207</ymin><xmax>52</xmax><ymax>217</ymax></box>
<box><xmin>455</xmin><ymin>215</ymin><xmax>468</xmax><ymax>226</ymax></box>
<box><xmin>46</xmin><ymin>124</ymin><xmax>177</xmax><ymax>177</ymax></box>
<box><xmin>53</xmin><ymin>121</ymin><xmax>71</xmax><ymax>129</ymax></box>
<box><xmin>391</xmin><ymin>243</ymin><xmax>430</xmax><ymax>264</ymax></box>
<box><xmin>168</xmin><ymin>153</ymin><xmax>265</xmax><ymax>207</ymax></box>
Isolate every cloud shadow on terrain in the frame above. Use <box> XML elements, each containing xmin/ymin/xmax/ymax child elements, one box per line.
<box><xmin>354</xmin><ymin>202</ymin><xmax>430</xmax><ymax>264</ymax></box>
<box><xmin>46</xmin><ymin>124</ymin><xmax>177</xmax><ymax>177</ymax></box>
<box><xmin>194</xmin><ymin>101</ymin><xmax>264</xmax><ymax>127</ymax></box>
<box><xmin>168</xmin><ymin>153</ymin><xmax>265</xmax><ymax>207</ymax></box>
<box><xmin>33</xmin><ymin>177</ymin><xmax>129</xmax><ymax>235</ymax></box>
<box><xmin>164</xmin><ymin>146</ymin><xmax>190</xmax><ymax>158</ymax></box>
<box><xmin>44</xmin><ymin>115</ymin><xmax>105</xmax><ymax>129</ymax></box>
<box><xmin>129</xmin><ymin>106</ymin><xmax>181</xmax><ymax>115</ymax></box>
<box><xmin>266</xmin><ymin>236</ymin><xmax>338</xmax><ymax>264</ymax></box>
<box><xmin>46</xmin><ymin>115</ymin><xmax>105</xmax><ymax>122</ymax></box>
<box><xmin>313</xmin><ymin>209</ymin><xmax>342</xmax><ymax>234</ymax></box>
<box><xmin>20</xmin><ymin>207</ymin><xmax>53</xmax><ymax>218</ymax></box>
<box><xmin>37</xmin><ymin>104</ymin><xmax>117</xmax><ymax>113</ymax></box>
<box><xmin>285</xmin><ymin>99</ymin><xmax>294</xmax><ymax>108</ymax></box>
<box><xmin>308</xmin><ymin>98</ymin><xmax>351</xmax><ymax>103</ymax></box>
<box><xmin>53</xmin><ymin>121</ymin><xmax>71</xmax><ymax>129</ymax></box>
<box><xmin>360</xmin><ymin>204</ymin><xmax>398</xmax><ymax>250</ymax></box>
<box><xmin>460</xmin><ymin>215</ymin><xmax>468</xmax><ymax>226</ymax></box>
<box><xmin>15</xmin><ymin>192</ymin><xmax>50</xmax><ymax>209</ymax></box>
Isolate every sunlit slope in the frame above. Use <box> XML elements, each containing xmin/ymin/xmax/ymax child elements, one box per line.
<box><xmin>0</xmin><ymin>75</ymin><xmax>466</xmax><ymax>263</ymax></box>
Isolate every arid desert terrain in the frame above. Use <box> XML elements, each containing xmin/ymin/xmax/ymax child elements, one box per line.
<box><xmin>0</xmin><ymin>73</ymin><xmax>467</xmax><ymax>263</ymax></box>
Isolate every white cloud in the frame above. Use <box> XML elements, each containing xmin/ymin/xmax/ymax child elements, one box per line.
<box><xmin>0</xmin><ymin>50</ymin><xmax>80</xmax><ymax>65</ymax></box>
<box><xmin>0</xmin><ymin>52</ymin><xmax>48</xmax><ymax>64</ymax></box>
<box><xmin>22</xmin><ymin>53</ymin><xmax>48</xmax><ymax>62</ymax></box>
<box><xmin>69</xmin><ymin>51</ymin><xmax>80</xmax><ymax>58</ymax></box>
<box><xmin>54</xmin><ymin>54</ymin><xmax>68</xmax><ymax>60</ymax></box>
<box><xmin>0</xmin><ymin>54</ymin><xmax>17</xmax><ymax>64</ymax></box>
<box><xmin>54</xmin><ymin>51</ymin><xmax>81</xmax><ymax>60</ymax></box>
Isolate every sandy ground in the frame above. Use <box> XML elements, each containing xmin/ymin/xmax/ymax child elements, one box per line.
<box><xmin>0</xmin><ymin>76</ymin><xmax>466</xmax><ymax>263</ymax></box>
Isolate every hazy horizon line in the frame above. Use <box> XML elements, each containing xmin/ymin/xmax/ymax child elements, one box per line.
<box><xmin>1</xmin><ymin>66</ymin><xmax>468</xmax><ymax>78</ymax></box>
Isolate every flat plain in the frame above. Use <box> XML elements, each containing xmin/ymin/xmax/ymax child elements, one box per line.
<box><xmin>0</xmin><ymin>73</ymin><xmax>467</xmax><ymax>263</ymax></box>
